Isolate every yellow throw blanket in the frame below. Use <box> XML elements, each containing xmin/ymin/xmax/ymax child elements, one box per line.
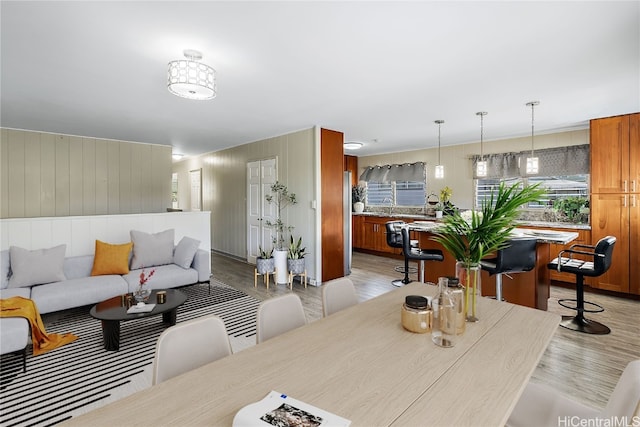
<box><xmin>1</xmin><ymin>296</ymin><xmax>78</xmax><ymax>356</ymax></box>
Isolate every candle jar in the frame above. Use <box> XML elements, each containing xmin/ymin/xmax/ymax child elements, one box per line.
<box><xmin>401</xmin><ymin>295</ymin><xmax>432</xmax><ymax>334</ymax></box>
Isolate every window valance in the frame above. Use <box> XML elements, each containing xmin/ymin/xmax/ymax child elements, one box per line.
<box><xmin>470</xmin><ymin>144</ymin><xmax>590</xmax><ymax>179</ymax></box>
<box><xmin>360</xmin><ymin>162</ymin><xmax>425</xmax><ymax>183</ymax></box>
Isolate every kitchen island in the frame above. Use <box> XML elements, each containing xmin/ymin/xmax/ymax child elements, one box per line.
<box><xmin>353</xmin><ymin>213</ymin><xmax>579</xmax><ymax>310</ymax></box>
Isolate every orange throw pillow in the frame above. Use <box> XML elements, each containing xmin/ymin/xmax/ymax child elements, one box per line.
<box><xmin>91</xmin><ymin>240</ymin><xmax>133</xmax><ymax>276</ymax></box>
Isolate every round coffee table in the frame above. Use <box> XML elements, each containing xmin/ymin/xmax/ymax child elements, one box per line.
<box><xmin>89</xmin><ymin>289</ymin><xmax>187</xmax><ymax>351</ymax></box>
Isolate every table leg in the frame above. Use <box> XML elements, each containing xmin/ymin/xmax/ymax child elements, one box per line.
<box><xmin>163</xmin><ymin>309</ymin><xmax>178</xmax><ymax>326</ymax></box>
<box><xmin>101</xmin><ymin>320</ymin><xmax>120</xmax><ymax>351</ymax></box>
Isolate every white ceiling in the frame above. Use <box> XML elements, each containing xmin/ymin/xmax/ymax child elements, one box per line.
<box><xmin>2</xmin><ymin>1</ymin><xmax>639</xmax><ymax>158</ymax></box>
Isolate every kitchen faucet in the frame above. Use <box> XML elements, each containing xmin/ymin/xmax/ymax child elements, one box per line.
<box><xmin>382</xmin><ymin>197</ymin><xmax>394</xmax><ymax>215</ymax></box>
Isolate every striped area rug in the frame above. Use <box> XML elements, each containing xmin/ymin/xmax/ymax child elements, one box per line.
<box><xmin>0</xmin><ymin>281</ymin><xmax>260</xmax><ymax>427</ymax></box>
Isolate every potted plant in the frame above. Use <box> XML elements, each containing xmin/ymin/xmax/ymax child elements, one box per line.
<box><xmin>287</xmin><ymin>235</ymin><xmax>307</xmax><ymax>274</ymax></box>
<box><xmin>265</xmin><ymin>181</ymin><xmax>297</xmax><ymax>250</ymax></box>
<box><xmin>431</xmin><ymin>182</ymin><xmax>545</xmax><ymax>321</ymax></box>
<box><xmin>256</xmin><ymin>246</ymin><xmax>275</xmax><ymax>275</ymax></box>
<box><xmin>352</xmin><ymin>185</ymin><xmax>366</xmax><ymax>213</ymax></box>
<box><xmin>553</xmin><ymin>196</ymin><xmax>589</xmax><ymax>224</ymax></box>
<box><xmin>434</xmin><ymin>202</ymin><xmax>444</xmax><ymax>219</ymax></box>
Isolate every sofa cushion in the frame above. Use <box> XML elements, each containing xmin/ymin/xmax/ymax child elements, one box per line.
<box><xmin>173</xmin><ymin>237</ymin><xmax>201</xmax><ymax>269</ymax></box>
<box><xmin>0</xmin><ymin>287</ymin><xmax>31</xmax><ymax>299</ymax></box>
<box><xmin>124</xmin><ymin>264</ymin><xmax>198</xmax><ymax>293</ymax></box>
<box><xmin>130</xmin><ymin>229</ymin><xmax>174</xmax><ymax>270</ymax></box>
<box><xmin>30</xmin><ymin>275</ymin><xmax>128</xmax><ymax>314</ymax></box>
<box><xmin>8</xmin><ymin>245</ymin><xmax>66</xmax><ymax>289</ymax></box>
<box><xmin>91</xmin><ymin>240</ymin><xmax>133</xmax><ymax>276</ymax></box>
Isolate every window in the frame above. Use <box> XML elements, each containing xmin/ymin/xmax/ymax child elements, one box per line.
<box><xmin>475</xmin><ymin>174</ymin><xmax>588</xmax><ymax>209</ymax></box>
<box><xmin>396</xmin><ymin>181</ymin><xmax>427</xmax><ymax>207</ymax></box>
<box><xmin>366</xmin><ymin>182</ymin><xmax>393</xmax><ymax>206</ymax></box>
<box><xmin>361</xmin><ymin>162</ymin><xmax>426</xmax><ymax>207</ymax></box>
<box><xmin>366</xmin><ymin>181</ymin><xmax>426</xmax><ymax>207</ymax></box>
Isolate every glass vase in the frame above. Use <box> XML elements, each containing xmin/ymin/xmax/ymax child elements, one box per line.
<box><xmin>456</xmin><ymin>261</ymin><xmax>481</xmax><ymax>322</ymax></box>
<box><xmin>134</xmin><ymin>286</ymin><xmax>151</xmax><ymax>303</ymax></box>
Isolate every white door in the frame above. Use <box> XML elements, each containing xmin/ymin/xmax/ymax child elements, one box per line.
<box><xmin>247</xmin><ymin>158</ymin><xmax>277</xmax><ymax>263</ymax></box>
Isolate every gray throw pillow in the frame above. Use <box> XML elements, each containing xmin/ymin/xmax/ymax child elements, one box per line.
<box><xmin>130</xmin><ymin>229</ymin><xmax>175</xmax><ymax>270</ymax></box>
<box><xmin>8</xmin><ymin>244</ymin><xmax>67</xmax><ymax>288</ymax></box>
<box><xmin>173</xmin><ymin>236</ymin><xmax>201</xmax><ymax>269</ymax></box>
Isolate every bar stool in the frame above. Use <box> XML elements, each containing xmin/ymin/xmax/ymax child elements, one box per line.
<box><xmin>385</xmin><ymin>221</ymin><xmax>417</xmax><ymax>286</ymax></box>
<box><xmin>400</xmin><ymin>226</ymin><xmax>443</xmax><ymax>284</ymax></box>
<box><xmin>547</xmin><ymin>236</ymin><xmax>616</xmax><ymax>335</ymax></box>
<box><xmin>480</xmin><ymin>237</ymin><xmax>537</xmax><ymax>302</ymax></box>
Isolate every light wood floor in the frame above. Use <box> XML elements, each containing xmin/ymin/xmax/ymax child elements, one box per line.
<box><xmin>212</xmin><ymin>250</ymin><xmax>640</xmax><ymax>410</ymax></box>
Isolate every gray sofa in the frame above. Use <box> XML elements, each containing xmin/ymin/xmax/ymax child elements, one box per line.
<box><xmin>0</xmin><ymin>233</ymin><xmax>211</xmax><ymax>367</ymax></box>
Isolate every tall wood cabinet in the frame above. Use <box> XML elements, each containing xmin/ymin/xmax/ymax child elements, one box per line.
<box><xmin>590</xmin><ymin>113</ymin><xmax>640</xmax><ymax>295</ymax></box>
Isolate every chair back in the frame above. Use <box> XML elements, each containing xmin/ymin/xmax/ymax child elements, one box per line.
<box><xmin>385</xmin><ymin>221</ymin><xmax>405</xmax><ymax>248</ymax></box>
<box><xmin>152</xmin><ymin>314</ymin><xmax>232</xmax><ymax>385</ymax></box>
<box><xmin>495</xmin><ymin>238</ymin><xmax>538</xmax><ymax>274</ymax></box>
<box><xmin>256</xmin><ymin>293</ymin><xmax>306</xmax><ymax>343</ymax></box>
<box><xmin>593</xmin><ymin>236</ymin><xmax>616</xmax><ymax>276</ymax></box>
<box><xmin>602</xmin><ymin>359</ymin><xmax>640</xmax><ymax>419</ymax></box>
<box><xmin>322</xmin><ymin>277</ymin><xmax>358</xmax><ymax>317</ymax></box>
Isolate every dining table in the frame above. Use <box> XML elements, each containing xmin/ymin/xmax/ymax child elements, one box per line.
<box><xmin>62</xmin><ymin>281</ymin><xmax>560</xmax><ymax>427</ymax></box>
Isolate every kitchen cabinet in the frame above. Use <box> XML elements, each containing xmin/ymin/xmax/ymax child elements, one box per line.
<box><xmin>352</xmin><ymin>215</ymin><xmax>364</xmax><ymax>249</ymax></box>
<box><xmin>590</xmin><ymin>193</ymin><xmax>636</xmax><ymax>293</ymax></box>
<box><xmin>353</xmin><ymin>215</ymin><xmax>402</xmax><ymax>254</ymax></box>
<box><xmin>590</xmin><ymin>113</ymin><xmax>640</xmax><ymax>295</ymax></box>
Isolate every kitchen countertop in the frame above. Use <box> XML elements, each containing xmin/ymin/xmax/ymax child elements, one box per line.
<box><xmin>352</xmin><ymin>212</ymin><xmax>590</xmax><ymax>230</ymax></box>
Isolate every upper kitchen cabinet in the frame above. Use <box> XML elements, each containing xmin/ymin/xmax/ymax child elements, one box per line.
<box><xmin>590</xmin><ymin>113</ymin><xmax>640</xmax><ymax>193</ymax></box>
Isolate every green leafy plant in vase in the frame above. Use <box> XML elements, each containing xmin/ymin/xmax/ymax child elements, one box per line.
<box><xmin>431</xmin><ymin>182</ymin><xmax>545</xmax><ymax>321</ymax></box>
<box><xmin>287</xmin><ymin>235</ymin><xmax>307</xmax><ymax>274</ymax></box>
<box><xmin>256</xmin><ymin>245</ymin><xmax>275</xmax><ymax>275</ymax></box>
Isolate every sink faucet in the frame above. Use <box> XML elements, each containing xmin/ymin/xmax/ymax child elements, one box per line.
<box><xmin>382</xmin><ymin>197</ymin><xmax>394</xmax><ymax>215</ymax></box>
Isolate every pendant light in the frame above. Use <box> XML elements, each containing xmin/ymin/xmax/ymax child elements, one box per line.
<box><xmin>476</xmin><ymin>112</ymin><xmax>488</xmax><ymax>177</ymax></box>
<box><xmin>525</xmin><ymin>101</ymin><xmax>540</xmax><ymax>174</ymax></box>
<box><xmin>434</xmin><ymin>120</ymin><xmax>445</xmax><ymax>179</ymax></box>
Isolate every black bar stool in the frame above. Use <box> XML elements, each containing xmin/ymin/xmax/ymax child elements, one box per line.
<box><xmin>547</xmin><ymin>236</ymin><xmax>616</xmax><ymax>335</ymax></box>
<box><xmin>385</xmin><ymin>221</ymin><xmax>417</xmax><ymax>287</ymax></box>
<box><xmin>400</xmin><ymin>226</ymin><xmax>443</xmax><ymax>284</ymax></box>
<box><xmin>480</xmin><ymin>237</ymin><xmax>537</xmax><ymax>302</ymax></box>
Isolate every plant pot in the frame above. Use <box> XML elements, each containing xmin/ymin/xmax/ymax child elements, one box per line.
<box><xmin>256</xmin><ymin>257</ymin><xmax>275</xmax><ymax>275</ymax></box>
<box><xmin>287</xmin><ymin>258</ymin><xmax>306</xmax><ymax>274</ymax></box>
<box><xmin>274</xmin><ymin>250</ymin><xmax>288</xmax><ymax>284</ymax></box>
<box><xmin>353</xmin><ymin>202</ymin><xmax>364</xmax><ymax>213</ymax></box>
<box><xmin>435</xmin><ymin>210</ymin><xmax>443</xmax><ymax>219</ymax></box>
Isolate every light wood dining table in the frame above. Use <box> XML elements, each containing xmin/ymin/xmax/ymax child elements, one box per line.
<box><xmin>63</xmin><ymin>282</ymin><xmax>560</xmax><ymax>427</ymax></box>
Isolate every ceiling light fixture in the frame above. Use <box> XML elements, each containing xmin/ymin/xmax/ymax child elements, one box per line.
<box><xmin>167</xmin><ymin>49</ymin><xmax>216</xmax><ymax>100</ymax></box>
<box><xmin>344</xmin><ymin>141</ymin><xmax>364</xmax><ymax>150</ymax></box>
<box><xmin>434</xmin><ymin>120</ymin><xmax>445</xmax><ymax>179</ymax></box>
<box><xmin>476</xmin><ymin>111</ymin><xmax>488</xmax><ymax>177</ymax></box>
<box><xmin>172</xmin><ymin>153</ymin><xmax>184</xmax><ymax>161</ymax></box>
<box><xmin>526</xmin><ymin>101</ymin><xmax>540</xmax><ymax>175</ymax></box>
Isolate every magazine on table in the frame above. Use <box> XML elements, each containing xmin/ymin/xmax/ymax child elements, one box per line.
<box><xmin>126</xmin><ymin>303</ymin><xmax>156</xmax><ymax>314</ymax></box>
<box><xmin>233</xmin><ymin>390</ymin><xmax>351</xmax><ymax>427</ymax></box>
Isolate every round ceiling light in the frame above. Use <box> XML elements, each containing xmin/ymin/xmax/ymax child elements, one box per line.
<box><xmin>344</xmin><ymin>141</ymin><xmax>364</xmax><ymax>150</ymax></box>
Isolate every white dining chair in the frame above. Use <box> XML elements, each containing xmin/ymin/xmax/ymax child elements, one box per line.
<box><xmin>256</xmin><ymin>293</ymin><xmax>306</xmax><ymax>344</ymax></box>
<box><xmin>152</xmin><ymin>314</ymin><xmax>232</xmax><ymax>385</ymax></box>
<box><xmin>321</xmin><ymin>277</ymin><xmax>358</xmax><ymax>317</ymax></box>
<box><xmin>507</xmin><ymin>359</ymin><xmax>640</xmax><ymax>426</ymax></box>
